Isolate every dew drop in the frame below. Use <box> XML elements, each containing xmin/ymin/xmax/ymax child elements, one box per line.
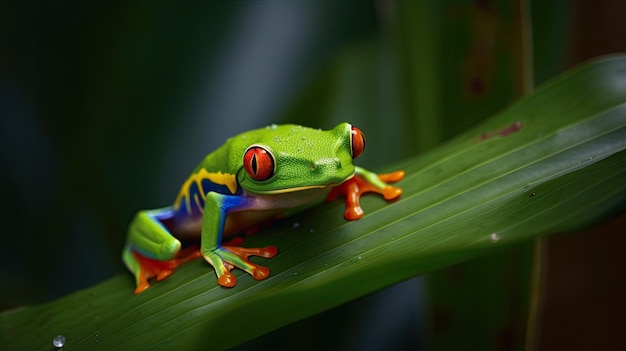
<box><xmin>309</xmin><ymin>228</ymin><xmax>314</xmax><ymax>233</ymax></box>
<box><xmin>489</xmin><ymin>233</ymin><xmax>501</xmax><ymax>243</ymax></box>
<box><xmin>357</xmin><ymin>256</ymin><xmax>362</xmax><ymax>260</ymax></box>
<box><xmin>52</xmin><ymin>335</ymin><xmax>65</xmax><ymax>348</ymax></box>
<box><xmin>530</xmin><ymin>192</ymin><xmax>536</xmax><ymax>197</ymax></box>
<box><xmin>293</xmin><ymin>272</ymin><xmax>299</xmax><ymax>276</ymax></box>
<box><xmin>292</xmin><ymin>222</ymin><xmax>300</xmax><ymax>228</ymax></box>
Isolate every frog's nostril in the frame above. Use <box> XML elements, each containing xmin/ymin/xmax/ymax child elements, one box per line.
<box><xmin>313</xmin><ymin>157</ymin><xmax>342</xmax><ymax>171</ymax></box>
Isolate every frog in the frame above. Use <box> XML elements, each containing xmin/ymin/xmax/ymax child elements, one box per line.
<box><xmin>122</xmin><ymin>123</ymin><xmax>404</xmax><ymax>294</ymax></box>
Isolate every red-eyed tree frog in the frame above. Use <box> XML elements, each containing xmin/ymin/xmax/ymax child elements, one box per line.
<box><xmin>122</xmin><ymin>123</ymin><xmax>404</xmax><ymax>294</ymax></box>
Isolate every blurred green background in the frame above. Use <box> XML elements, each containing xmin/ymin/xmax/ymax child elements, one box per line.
<box><xmin>2</xmin><ymin>0</ymin><xmax>625</xmax><ymax>349</ymax></box>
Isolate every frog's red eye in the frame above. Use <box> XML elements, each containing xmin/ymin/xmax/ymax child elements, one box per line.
<box><xmin>243</xmin><ymin>146</ymin><xmax>275</xmax><ymax>181</ymax></box>
<box><xmin>350</xmin><ymin>126</ymin><xmax>366</xmax><ymax>159</ymax></box>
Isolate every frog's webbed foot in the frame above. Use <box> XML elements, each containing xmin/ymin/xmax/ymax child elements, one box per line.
<box><xmin>203</xmin><ymin>245</ymin><xmax>278</xmax><ymax>288</ymax></box>
<box><xmin>127</xmin><ymin>246</ymin><xmax>202</xmax><ymax>294</ymax></box>
<box><xmin>327</xmin><ymin>169</ymin><xmax>405</xmax><ymax>220</ymax></box>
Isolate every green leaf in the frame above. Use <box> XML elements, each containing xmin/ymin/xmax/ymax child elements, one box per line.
<box><xmin>2</xmin><ymin>56</ymin><xmax>625</xmax><ymax>350</ymax></box>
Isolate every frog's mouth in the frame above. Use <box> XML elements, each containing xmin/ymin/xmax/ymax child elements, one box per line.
<box><xmin>250</xmin><ymin>174</ymin><xmax>355</xmax><ymax>195</ymax></box>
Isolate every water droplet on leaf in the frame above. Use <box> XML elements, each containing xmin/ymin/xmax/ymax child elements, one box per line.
<box><xmin>52</xmin><ymin>335</ymin><xmax>65</xmax><ymax>348</ymax></box>
<box><xmin>489</xmin><ymin>233</ymin><xmax>501</xmax><ymax>243</ymax></box>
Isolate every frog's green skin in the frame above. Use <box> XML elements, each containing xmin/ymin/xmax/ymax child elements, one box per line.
<box><xmin>122</xmin><ymin>123</ymin><xmax>404</xmax><ymax>294</ymax></box>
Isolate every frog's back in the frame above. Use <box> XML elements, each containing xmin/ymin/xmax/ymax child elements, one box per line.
<box><xmin>172</xmin><ymin>138</ymin><xmax>243</xmax><ymax>220</ymax></box>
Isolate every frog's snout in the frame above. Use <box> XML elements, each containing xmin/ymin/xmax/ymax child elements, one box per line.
<box><xmin>311</xmin><ymin>157</ymin><xmax>342</xmax><ymax>171</ymax></box>
<box><xmin>311</xmin><ymin>157</ymin><xmax>353</xmax><ymax>183</ymax></box>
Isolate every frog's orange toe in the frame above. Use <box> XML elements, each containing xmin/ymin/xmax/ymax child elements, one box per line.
<box><xmin>223</xmin><ymin>245</ymin><xmax>278</xmax><ymax>259</ymax></box>
<box><xmin>252</xmin><ymin>266</ymin><xmax>271</xmax><ymax>280</ymax></box>
<box><xmin>156</xmin><ymin>270</ymin><xmax>173</xmax><ymax>281</ymax></box>
<box><xmin>378</xmin><ymin>170</ymin><xmax>405</xmax><ymax>183</ymax></box>
<box><xmin>344</xmin><ymin>206</ymin><xmax>364</xmax><ymax>221</ymax></box>
<box><xmin>382</xmin><ymin>186</ymin><xmax>402</xmax><ymax>201</ymax></box>
<box><xmin>134</xmin><ymin>281</ymin><xmax>151</xmax><ymax>295</ymax></box>
<box><xmin>261</xmin><ymin>245</ymin><xmax>278</xmax><ymax>258</ymax></box>
<box><xmin>218</xmin><ymin>272</ymin><xmax>237</xmax><ymax>288</ymax></box>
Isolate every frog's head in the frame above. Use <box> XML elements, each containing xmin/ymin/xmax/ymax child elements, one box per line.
<box><xmin>235</xmin><ymin>123</ymin><xmax>365</xmax><ymax>194</ymax></box>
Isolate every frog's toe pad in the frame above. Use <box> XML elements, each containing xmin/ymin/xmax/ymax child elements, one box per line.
<box><xmin>382</xmin><ymin>186</ymin><xmax>403</xmax><ymax>201</ymax></box>
<box><xmin>378</xmin><ymin>170</ymin><xmax>405</xmax><ymax>183</ymax></box>
<box><xmin>260</xmin><ymin>245</ymin><xmax>278</xmax><ymax>258</ymax></box>
<box><xmin>344</xmin><ymin>206</ymin><xmax>364</xmax><ymax>221</ymax></box>
<box><xmin>252</xmin><ymin>266</ymin><xmax>271</xmax><ymax>280</ymax></box>
<box><xmin>134</xmin><ymin>282</ymin><xmax>151</xmax><ymax>295</ymax></box>
<box><xmin>218</xmin><ymin>272</ymin><xmax>237</xmax><ymax>287</ymax></box>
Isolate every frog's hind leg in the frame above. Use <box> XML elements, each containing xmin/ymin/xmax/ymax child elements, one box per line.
<box><xmin>122</xmin><ymin>208</ymin><xmax>201</xmax><ymax>294</ymax></box>
<box><xmin>122</xmin><ymin>244</ymin><xmax>153</xmax><ymax>295</ymax></box>
<box><xmin>123</xmin><ymin>244</ymin><xmax>201</xmax><ymax>294</ymax></box>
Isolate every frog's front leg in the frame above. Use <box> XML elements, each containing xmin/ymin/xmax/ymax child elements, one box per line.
<box><xmin>201</xmin><ymin>192</ymin><xmax>278</xmax><ymax>288</ymax></box>
<box><xmin>327</xmin><ymin>166</ymin><xmax>405</xmax><ymax>220</ymax></box>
